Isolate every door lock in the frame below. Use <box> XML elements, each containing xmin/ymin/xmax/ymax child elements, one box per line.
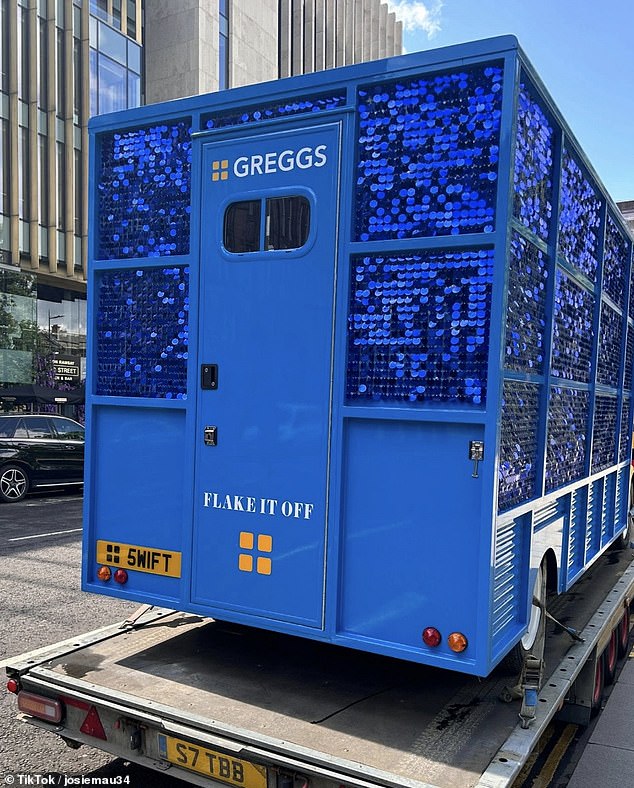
<box><xmin>204</xmin><ymin>426</ymin><xmax>218</xmax><ymax>446</ymax></box>
<box><xmin>469</xmin><ymin>440</ymin><xmax>484</xmax><ymax>478</ymax></box>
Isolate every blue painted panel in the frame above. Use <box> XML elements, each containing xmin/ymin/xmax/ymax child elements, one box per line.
<box><xmin>84</xmin><ymin>406</ymin><xmax>186</xmax><ymax>600</ymax></box>
<box><xmin>191</xmin><ymin>123</ymin><xmax>342</xmax><ymax>627</ymax></box>
<box><xmin>346</xmin><ymin>249</ymin><xmax>494</xmax><ymax>405</ymax></box>
<box><xmin>355</xmin><ymin>62</ymin><xmax>504</xmax><ymax>241</ymax></box>
<box><xmin>340</xmin><ymin>419</ymin><xmax>483</xmax><ymax>669</ymax></box>
<box><xmin>96</xmin><ymin>267</ymin><xmax>189</xmax><ymax>398</ymax></box>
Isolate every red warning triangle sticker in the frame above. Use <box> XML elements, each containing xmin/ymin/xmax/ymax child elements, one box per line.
<box><xmin>80</xmin><ymin>705</ymin><xmax>107</xmax><ymax>740</ymax></box>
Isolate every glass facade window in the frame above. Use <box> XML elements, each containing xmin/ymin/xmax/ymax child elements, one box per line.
<box><xmin>37</xmin><ymin>283</ymin><xmax>87</xmax><ymax>358</ymax></box>
<box><xmin>98</xmin><ymin>55</ymin><xmax>127</xmax><ymax>114</ymax></box>
<box><xmin>18</xmin><ymin>4</ymin><xmax>30</xmax><ymax>103</ymax></box>
<box><xmin>56</xmin><ymin>27</ymin><xmax>65</xmax><ymax>115</ymax></box>
<box><xmin>38</xmin><ymin>15</ymin><xmax>48</xmax><ymax>110</ymax></box>
<box><xmin>0</xmin><ymin>118</ymin><xmax>8</xmax><ymax>218</ymax></box>
<box><xmin>126</xmin><ymin>0</ymin><xmax>137</xmax><ymax>39</ymax></box>
<box><xmin>57</xmin><ymin>141</ymin><xmax>66</xmax><ymax>230</ymax></box>
<box><xmin>0</xmin><ymin>0</ymin><xmax>8</xmax><ymax>94</ymax></box>
<box><xmin>73</xmin><ymin>37</ymin><xmax>82</xmax><ymax>121</ymax></box>
<box><xmin>74</xmin><ymin>148</ymin><xmax>81</xmax><ymax>236</ymax></box>
<box><xmin>39</xmin><ymin>134</ymin><xmax>48</xmax><ymax>227</ymax></box>
<box><xmin>0</xmin><ymin>270</ymin><xmax>37</xmax><ymax>385</ymax></box>
<box><xmin>219</xmin><ymin>0</ymin><xmax>229</xmax><ymax>90</ymax></box>
<box><xmin>18</xmin><ymin>126</ymin><xmax>30</xmax><ymax>221</ymax></box>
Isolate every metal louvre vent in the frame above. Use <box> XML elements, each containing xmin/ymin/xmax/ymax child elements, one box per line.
<box><xmin>492</xmin><ymin>517</ymin><xmax>524</xmax><ymax>643</ymax></box>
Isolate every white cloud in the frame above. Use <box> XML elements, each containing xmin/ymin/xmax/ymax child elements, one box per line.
<box><xmin>386</xmin><ymin>1</ymin><xmax>444</xmax><ymax>38</ymax></box>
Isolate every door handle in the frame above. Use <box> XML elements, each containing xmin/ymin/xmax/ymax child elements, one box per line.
<box><xmin>204</xmin><ymin>426</ymin><xmax>218</xmax><ymax>446</ymax></box>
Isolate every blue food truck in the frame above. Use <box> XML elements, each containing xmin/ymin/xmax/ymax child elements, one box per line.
<box><xmin>80</xmin><ymin>35</ymin><xmax>633</xmax><ymax>679</ymax></box>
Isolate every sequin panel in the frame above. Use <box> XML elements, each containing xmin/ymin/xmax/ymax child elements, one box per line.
<box><xmin>204</xmin><ymin>93</ymin><xmax>346</xmax><ymax>129</ymax></box>
<box><xmin>96</xmin><ymin>267</ymin><xmax>189</xmax><ymax>398</ymax></box>
<box><xmin>603</xmin><ymin>213</ymin><xmax>629</xmax><ymax>310</ymax></box>
<box><xmin>625</xmin><ymin>326</ymin><xmax>634</xmax><ymax>391</ymax></box>
<box><xmin>597</xmin><ymin>302</ymin><xmax>623</xmax><ymax>388</ymax></box>
<box><xmin>505</xmin><ymin>233</ymin><xmax>548</xmax><ymax>374</ymax></box>
<box><xmin>346</xmin><ymin>248</ymin><xmax>494</xmax><ymax>405</ymax></box>
<box><xmin>551</xmin><ymin>270</ymin><xmax>594</xmax><ymax>383</ymax></box>
<box><xmin>546</xmin><ymin>386</ymin><xmax>589</xmax><ymax>492</ymax></box>
<box><xmin>355</xmin><ymin>63</ymin><xmax>503</xmax><ymax>241</ymax></box>
<box><xmin>513</xmin><ymin>81</ymin><xmax>554</xmax><ymax>241</ymax></box>
<box><xmin>98</xmin><ymin>121</ymin><xmax>192</xmax><ymax>260</ymax></box>
<box><xmin>558</xmin><ymin>151</ymin><xmax>601</xmax><ymax>282</ymax></box>
<box><xmin>591</xmin><ymin>395</ymin><xmax>618</xmax><ymax>472</ymax></box>
<box><xmin>498</xmin><ymin>381</ymin><xmax>541</xmax><ymax>513</ymax></box>
<box><xmin>620</xmin><ymin>397</ymin><xmax>631</xmax><ymax>463</ymax></box>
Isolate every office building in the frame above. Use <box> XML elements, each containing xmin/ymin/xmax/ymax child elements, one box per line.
<box><xmin>0</xmin><ymin>0</ymin><xmax>402</xmax><ymax>389</ymax></box>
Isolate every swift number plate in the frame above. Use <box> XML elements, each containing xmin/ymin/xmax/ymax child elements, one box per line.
<box><xmin>157</xmin><ymin>734</ymin><xmax>267</xmax><ymax>788</ymax></box>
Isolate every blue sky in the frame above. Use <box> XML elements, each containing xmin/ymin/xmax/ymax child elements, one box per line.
<box><xmin>387</xmin><ymin>0</ymin><xmax>633</xmax><ymax>203</ymax></box>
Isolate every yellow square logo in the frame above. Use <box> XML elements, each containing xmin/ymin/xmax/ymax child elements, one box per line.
<box><xmin>238</xmin><ymin>532</ymin><xmax>273</xmax><ymax>575</ymax></box>
<box><xmin>212</xmin><ymin>159</ymin><xmax>229</xmax><ymax>182</ymax></box>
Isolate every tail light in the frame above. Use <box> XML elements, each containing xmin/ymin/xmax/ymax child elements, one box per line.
<box><xmin>422</xmin><ymin>627</ymin><xmax>442</xmax><ymax>647</ymax></box>
<box><xmin>6</xmin><ymin>679</ymin><xmax>19</xmax><ymax>694</ymax></box>
<box><xmin>113</xmin><ymin>568</ymin><xmax>128</xmax><ymax>584</ymax></box>
<box><xmin>18</xmin><ymin>691</ymin><xmax>63</xmax><ymax>723</ymax></box>
<box><xmin>448</xmin><ymin>632</ymin><xmax>468</xmax><ymax>653</ymax></box>
<box><xmin>97</xmin><ymin>565</ymin><xmax>111</xmax><ymax>581</ymax></box>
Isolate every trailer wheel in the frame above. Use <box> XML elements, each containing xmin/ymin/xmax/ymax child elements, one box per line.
<box><xmin>502</xmin><ymin>562</ymin><xmax>547</xmax><ymax>675</ymax></box>
<box><xmin>603</xmin><ymin>628</ymin><xmax>618</xmax><ymax>685</ymax></box>
<box><xmin>590</xmin><ymin>652</ymin><xmax>604</xmax><ymax>717</ymax></box>
<box><xmin>617</xmin><ymin>607</ymin><xmax>631</xmax><ymax>659</ymax></box>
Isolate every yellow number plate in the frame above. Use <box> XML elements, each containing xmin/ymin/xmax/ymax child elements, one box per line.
<box><xmin>96</xmin><ymin>540</ymin><xmax>182</xmax><ymax>578</ymax></box>
<box><xmin>157</xmin><ymin>734</ymin><xmax>267</xmax><ymax>788</ymax></box>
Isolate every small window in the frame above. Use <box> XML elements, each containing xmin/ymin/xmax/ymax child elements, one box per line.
<box><xmin>0</xmin><ymin>420</ymin><xmax>16</xmax><ymax>438</ymax></box>
<box><xmin>51</xmin><ymin>417</ymin><xmax>85</xmax><ymax>441</ymax></box>
<box><xmin>224</xmin><ymin>200</ymin><xmax>261</xmax><ymax>253</ymax></box>
<box><xmin>24</xmin><ymin>416</ymin><xmax>53</xmax><ymax>439</ymax></box>
<box><xmin>265</xmin><ymin>196</ymin><xmax>310</xmax><ymax>251</ymax></box>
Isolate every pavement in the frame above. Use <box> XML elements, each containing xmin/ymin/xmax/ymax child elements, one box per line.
<box><xmin>566</xmin><ymin>643</ymin><xmax>634</xmax><ymax>788</ymax></box>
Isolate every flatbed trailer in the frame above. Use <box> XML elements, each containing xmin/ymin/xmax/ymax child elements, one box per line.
<box><xmin>6</xmin><ymin>547</ymin><xmax>633</xmax><ymax>788</ymax></box>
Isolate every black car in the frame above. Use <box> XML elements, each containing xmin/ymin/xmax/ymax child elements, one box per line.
<box><xmin>0</xmin><ymin>415</ymin><xmax>85</xmax><ymax>503</ymax></box>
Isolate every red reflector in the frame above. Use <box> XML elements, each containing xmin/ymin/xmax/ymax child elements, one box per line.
<box><xmin>6</xmin><ymin>679</ymin><xmax>19</xmax><ymax>694</ymax></box>
<box><xmin>17</xmin><ymin>691</ymin><xmax>63</xmax><ymax>723</ymax></box>
<box><xmin>113</xmin><ymin>568</ymin><xmax>128</xmax><ymax>584</ymax></box>
<box><xmin>422</xmin><ymin>627</ymin><xmax>442</xmax><ymax>647</ymax></box>
<box><xmin>80</xmin><ymin>705</ymin><xmax>107</xmax><ymax>740</ymax></box>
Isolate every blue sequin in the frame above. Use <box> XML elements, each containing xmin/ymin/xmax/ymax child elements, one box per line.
<box><xmin>346</xmin><ymin>248</ymin><xmax>494</xmax><ymax>405</ymax></box>
<box><xmin>513</xmin><ymin>80</ymin><xmax>554</xmax><ymax>240</ymax></box>
<box><xmin>546</xmin><ymin>386</ymin><xmax>589</xmax><ymax>492</ymax></box>
<box><xmin>97</xmin><ymin>121</ymin><xmax>193</xmax><ymax>260</ymax></box>
<box><xmin>498</xmin><ymin>381</ymin><xmax>540</xmax><ymax>512</ymax></box>
<box><xmin>620</xmin><ymin>398</ymin><xmax>631</xmax><ymax>463</ymax></box>
<box><xmin>354</xmin><ymin>64</ymin><xmax>504</xmax><ymax>241</ymax></box>
<box><xmin>624</xmin><ymin>327</ymin><xmax>634</xmax><ymax>391</ymax></box>
<box><xmin>505</xmin><ymin>232</ymin><xmax>548</xmax><ymax>374</ymax></box>
<box><xmin>603</xmin><ymin>213</ymin><xmax>629</xmax><ymax>310</ymax></box>
<box><xmin>551</xmin><ymin>270</ymin><xmax>594</xmax><ymax>382</ymax></box>
<box><xmin>96</xmin><ymin>267</ymin><xmax>189</xmax><ymax>398</ymax></box>
<box><xmin>204</xmin><ymin>93</ymin><xmax>346</xmax><ymax>129</ymax></box>
<box><xmin>597</xmin><ymin>302</ymin><xmax>623</xmax><ymax>388</ymax></box>
<box><xmin>558</xmin><ymin>151</ymin><xmax>602</xmax><ymax>282</ymax></box>
<box><xmin>591</xmin><ymin>395</ymin><xmax>618</xmax><ymax>472</ymax></box>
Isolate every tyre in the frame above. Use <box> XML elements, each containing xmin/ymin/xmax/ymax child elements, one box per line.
<box><xmin>502</xmin><ymin>561</ymin><xmax>548</xmax><ymax>675</ymax></box>
<box><xmin>617</xmin><ymin>607</ymin><xmax>631</xmax><ymax>659</ymax></box>
<box><xmin>590</xmin><ymin>652</ymin><xmax>605</xmax><ymax>717</ymax></box>
<box><xmin>603</xmin><ymin>628</ymin><xmax>618</xmax><ymax>685</ymax></box>
<box><xmin>613</xmin><ymin>506</ymin><xmax>632</xmax><ymax>550</ymax></box>
<box><xmin>0</xmin><ymin>464</ymin><xmax>30</xmax><ymax>503</ymax></box>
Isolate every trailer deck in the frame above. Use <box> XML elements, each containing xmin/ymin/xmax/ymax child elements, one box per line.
<box><xmin>10</xmin><ymin>548</ymin><xmax>634</xmax><ymax>788</ymax></box>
